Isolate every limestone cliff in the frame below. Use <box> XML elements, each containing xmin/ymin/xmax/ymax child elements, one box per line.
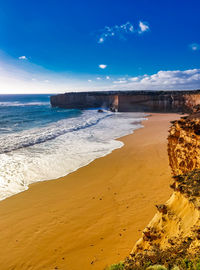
<box><xmin>124</xmin><ymin>114</ymin><xmax>200</xmax><ymax>269</ymax></box>
<box><xmin>51</xmin><ymin>90</ymin><xmax>200</xmax><ymax>113</ymax></box>
<box><xmin>168</xmin><ymin>115</ymin><xmax>200</xmax><ymax>176</ymax></box>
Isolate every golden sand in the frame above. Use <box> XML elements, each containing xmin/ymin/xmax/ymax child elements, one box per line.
<box><xmin>0</xmin><ymin>113</ymin><xmax>180</xmax><ymax>270</ymax></box>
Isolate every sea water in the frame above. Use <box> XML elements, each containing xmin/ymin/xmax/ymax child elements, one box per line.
<box><xmin>0</xmin><ymin>94</ymin><xmax>146</xmax><ymax>200</ymax></box>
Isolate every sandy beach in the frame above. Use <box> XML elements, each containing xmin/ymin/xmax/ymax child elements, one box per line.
<box><xmin>0</xmin><ymin>113</ymin><xmax>180</xmax><ymax>270</ymax></box>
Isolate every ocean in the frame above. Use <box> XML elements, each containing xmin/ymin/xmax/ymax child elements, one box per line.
<box><xmin>0</xmin><ymin>94</ymin><xmax>146</xmax><ymax>200</ymax></box>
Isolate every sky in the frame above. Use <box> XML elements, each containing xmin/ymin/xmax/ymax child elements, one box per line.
<box><xmin>0</xmin><ymin>0</ymin><xmax>200</xmax><ymax>93</ymax></box>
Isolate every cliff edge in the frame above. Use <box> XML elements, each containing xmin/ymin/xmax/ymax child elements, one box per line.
<box><xmin>123</xmin><ymin>114</ymin><xmax>200</xmax><ymax>269</ymax></box>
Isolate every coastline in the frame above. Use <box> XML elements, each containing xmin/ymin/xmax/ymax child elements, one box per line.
<box><xmin>0</xmin><ymin>113</ymin><xmax>180</xmax><ymax>270</ymax></box>
<box><xmin>0</xmin><ymin>110</ymin><xmax>145</xmax><ymax>201</ymax></box>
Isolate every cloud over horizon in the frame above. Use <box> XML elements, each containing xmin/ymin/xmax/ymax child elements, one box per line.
<box><xmin>0</xmin><ymin>51</ymin><xmax>199</xmax><ymax>93</ymax></box>
<box><xmin>0</xmin><ymin>54</ymin><xmax>97</xmax><ymax>93</ymax></box>
<box><xmin>111</xmin><ymin>69</ymin><xmax>200</xmax><ymax>90</ymax></box>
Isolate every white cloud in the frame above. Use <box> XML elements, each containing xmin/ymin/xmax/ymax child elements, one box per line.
<box><xmin>190</xmin><ymin>43</ymin><xmax>200</xmax><ymax>51</ymax></box>
<box><xmin>113</xmin><ymin>80</ymin><xmax>127</xmax><ymax>84</ymax></box>
<box><xmin>96</xmin><ymin>77</ymin><xmax>101</xmax><ymax>80</ymax></box>
<box><xmin>129</xmin><ymin>77</ymin><xmax>139</xmax><ymax>82</ymax></box>
<box><xmin>99</xmin><ymin>64</ymin><xmax>107</xmax><ymax>69</ymax></box>
<box><xmin>97</xmin><ymin>21</ymin><xmax>149</xmax><ymax>43</ymax></box>
<box><xmin>0</xmin><ymin>51</ymin><xmax>103</xmax><ymax>93</ymax></box>
<box><xmin>111</xmin><ymin>69</ymin><xmax>200</xmax><ymax>90</ymax></box>
<box><xmin>18</xmin><ymin>56</ymin><xmax>27</xmax><ymax>60</ymax></box>
<box><xmin>98</xmin><ymin>37</ymin><xmax>104</xmax><ymax>44</ymax></box>
<box><xmin>138</xmin><ymin>21</ymin><xmax>149</xmax><ymax>34</ymax></box>
<box><xmin>2</xmin><ymin>51</ymin><xmax>200</xmax><ymax>94</ymax></box>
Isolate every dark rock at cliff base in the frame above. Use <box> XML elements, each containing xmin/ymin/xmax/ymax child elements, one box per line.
<box><xmin>97</xmin><ymin>109</ymin><xmax>104</xmax><ymax>113</ymax></box>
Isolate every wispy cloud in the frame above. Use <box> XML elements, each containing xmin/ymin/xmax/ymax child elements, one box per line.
<box><xmin>129</xmin><ymin>77</ymin><xmax>139</xmax><ymax>82</ymax></box>
<box><xmin>0</xmin><ymin>51</ymin><xmax>101</xmax><ymax>93</ymax></box>
<box><xmin>113</xmin><ymin>80</ymin><xmax>127</xmax><ymax>84</ymax></box>
<box><xmin>18</xmin><ymin>55</ymin><xmax>27</xmax><ymax>60</ymax></box>
<box><xmin>189</xmin><ymin>43</ymin><xmax>200</xmax><ymax>51</ymax></box>
<box><xmin>138</xmin><ymin>21</ymin><xmax>149</xmax><ymax>34</ymax></box>
<box><xmin>97</xmin><ymin>21</ymin><xmax>149</xmax><ymax>43</ymax></box>
<box><xmin>2</xmin><ymin>51</ymin><xmax>199</xmax><ymax>93</ymax></box>
<box><xmin>97</xmin><ymin>22</ymin><xmax>134</xmax><ymax>43</ymax></box>
<box><xmin>112</xmin><ymin>69</ymin><xmax>200</xmax><ymax>90</ymax></box>
<box><xmin>99</xmin><ymin>64</ymin><xmax>107</xmax><ymax>69</ymax></box>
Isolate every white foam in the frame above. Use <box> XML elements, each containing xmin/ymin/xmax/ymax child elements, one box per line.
<box><xmin>0</xmin><ymin>101</ymin><xmax>49</xmax><ymax>107</ymax></box>
<box><xmin>0</xmin><ymin>111</ymin><xmax>146</xmax><ymax>200</ymax></box>
<box><xmin>0</xmin><ymin>111</ymin><xmax>113</xmax><ymax>153</ymax></box>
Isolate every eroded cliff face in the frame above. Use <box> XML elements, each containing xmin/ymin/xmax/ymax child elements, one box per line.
<box><xmin>124</xmin><ymin>115</ymin><xmax>200</xmax><ymax>269</ymax></box>
<box><xmin>168</xmin><ymin>116</ymin><xmax>200</xmax><ymax>176</ymax></box>
<box><xmin>117</xmin><ymin>93</ymin><xmax>200</xmax><ymax>113</ymax></box>
<box><xmin>50</xmin><ymin>91</ymin><xmax>200</xmax><ymax>113</ymax></box>
<box><xmin>50</xmin><ymin>92</ymin><xmax>119</xmax><ymax>111</ymax></box>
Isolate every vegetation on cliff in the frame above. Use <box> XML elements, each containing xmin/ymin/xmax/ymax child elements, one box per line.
<box><xmin>107</xmin><ymin>170</ymin><xmax>200</xmax><ymax>269</ymax></box>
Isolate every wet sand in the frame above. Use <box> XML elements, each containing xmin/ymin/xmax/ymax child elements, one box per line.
<box><xmin>0</xmin><ymin>113</ymin><xmax>180</xmax><ymax>270</ymax></box>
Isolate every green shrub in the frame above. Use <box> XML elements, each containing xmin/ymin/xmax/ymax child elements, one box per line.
<box><xmin>181</xmin><ymin>258</ymin><xmax>195</xmax><ymax>270</ymax></box>
<box><xmin>106</xmin><ymin>262</ymin><xmax>124</xmax><ymax>270</ymax></box>
<box><xmin>196</xmin><ymin>263</ymin><xmax>200</xmax><ymax>270</ymax></box>
<box><xmin>146</xmin><ymin>265</ymin><xmax>167</xmax><ymax>270</ymax></box>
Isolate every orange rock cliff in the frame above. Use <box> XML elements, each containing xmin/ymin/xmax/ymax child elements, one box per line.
<box><xmin>124</xmin><ymin>113</ymin><xmax>200</xmax><ymax>269</ymax></box>
<box><xmin>51</xmin><ymin>90</ymin><xmax>200</xmax><ymax>113</ymax></box>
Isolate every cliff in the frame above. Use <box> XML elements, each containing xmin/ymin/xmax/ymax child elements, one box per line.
<box><xmin>123</xmin><ymin>114</ymin><xmax>200</xmax><ymax>269</ymax></box>
<box><xmin>168</xmin><ymin>115</ymin><xmax>200</xmax><ymax>176</ymax></box>
<box><xmin>50</xmin><ymin>90</ymin><xmax>200</xmax><ymax>113</ymax></box>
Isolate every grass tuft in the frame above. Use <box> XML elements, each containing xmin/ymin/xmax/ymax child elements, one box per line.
<box><xmin>105</xmin><ymin>262</ymin><xmax>124</xmax><ymax>270</ymax></box>
<box><xmin>147</xmin><ymin>265</ymin><xmax>167</xmax><ymax>270</ymax></box>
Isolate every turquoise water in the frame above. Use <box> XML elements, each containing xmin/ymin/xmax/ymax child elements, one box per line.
<box><xmin>0</xmin><ymin>94</ymin><xmax>81</xmax><ymax>135</ymax></box>
<box><xmin>0</xmin><ymin>94</ymin><xmax>146</xmax><ymax>200</ymax></box>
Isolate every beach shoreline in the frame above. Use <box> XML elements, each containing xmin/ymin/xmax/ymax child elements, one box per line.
<box><xmin>0</xmin><ymin>113</ymin><xmax>181</xmax><ymax>270</ymax></box>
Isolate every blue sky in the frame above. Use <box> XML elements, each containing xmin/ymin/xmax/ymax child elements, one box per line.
<box><xmin>0</xmin><ymin>0</ymin><xmax>200</xmax><ymax>93</ymax></box>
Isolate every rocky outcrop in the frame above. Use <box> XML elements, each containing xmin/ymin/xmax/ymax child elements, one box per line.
<box><xmin>168</xmin><ymin>116</ymin><xmax>200</xmax><ymax>176</ymax></box>
<box><xmin>124</xmin><ymin>114</ymin><xmax>200</xmax><ymax>269</ymax></box>
<box><xmin>50</xmin><ymin>90</ymin><xmax>200</xmax><ymax>113</ymax></box>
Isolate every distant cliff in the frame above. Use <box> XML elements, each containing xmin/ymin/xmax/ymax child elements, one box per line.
<box><xmin>50</xmin><ymin>90</ymin><xmax>200</xmax><ymax>113</ymax></box>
